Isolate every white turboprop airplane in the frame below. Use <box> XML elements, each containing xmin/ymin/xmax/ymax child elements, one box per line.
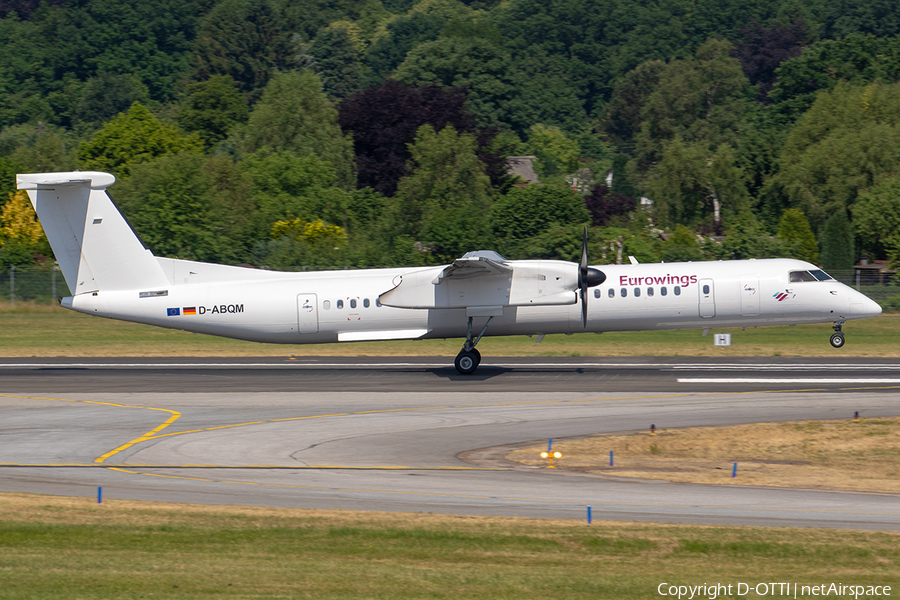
<box><xmin>18</xmin><ymin>171</ymin><xmax>882</xmax><ymax>374</ymax></box>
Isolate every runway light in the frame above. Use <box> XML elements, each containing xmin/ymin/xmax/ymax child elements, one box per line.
<box><xmin>541</xmin><ymin>445</ymin><xmax>561</xmax><ymax>468</ymax></box>
<box><xmin>650</xmin><ymin>424</ymin><xmax>656</xmax><ymax>435</ymax></box>
<box><xmin>854</xmin><ymin>411</ymin><xmax>859</xmax><ymax>421</ymax></box>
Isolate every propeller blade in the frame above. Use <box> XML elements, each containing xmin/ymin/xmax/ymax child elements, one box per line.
<box><xmin>581</xmin><ymin>281</ymin><xmax>589</xmax><ymax>329</ymax></box>
<box><xmin>578</xmin><ymin>225</ymin><xmax>606</xmax><ymax>330</ymax></box>
<box><xmin>580</xmin><ymin>225</ymin><xmax>589</xmax><ymax>274</ymax></box>
<box><xmin>580</xmin><ymin>226</ymin><xmax>589</xmax><ymax>329</ymax></box>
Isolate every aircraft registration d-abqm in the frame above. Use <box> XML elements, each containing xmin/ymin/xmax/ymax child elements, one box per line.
<box><xmin>18</xmin><ymin>171</ymin><xmax>882</xmax><ymax>374</ymax></box>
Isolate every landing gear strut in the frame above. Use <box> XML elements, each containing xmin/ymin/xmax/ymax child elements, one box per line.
<box><xmin>830</xmin><ymin>321</ymin><xmax>845</xmax><ymax>349</ymax></box>
<box><xmin>455</xmin><ymin>316</ymin><xmax>491</xmax><ymax>375</ymax></box>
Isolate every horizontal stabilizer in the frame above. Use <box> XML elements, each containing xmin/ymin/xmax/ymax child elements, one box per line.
<box><xmin>18</xmin><ymin>171</ymin><xmax>168</xmax><ymax>294</ymax></box>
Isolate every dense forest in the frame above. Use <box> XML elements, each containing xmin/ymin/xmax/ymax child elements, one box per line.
<box><xmin>2</xmin><ymin>0</ymin><xmax>900</xmax><ymax>273</ymax></box>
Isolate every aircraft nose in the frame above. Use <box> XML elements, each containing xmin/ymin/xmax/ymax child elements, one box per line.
<box><xmin>849</xmin><ymin>291</ymin><xmax>882</xmax><ymax>319</ymax></box>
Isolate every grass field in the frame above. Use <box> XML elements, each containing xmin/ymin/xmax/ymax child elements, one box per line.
<box><xmin>1</xmin><ymin>493</ymin><xmax>898</xmax><ymax>599</ymax></box>
<box><xmin>509</xmin><ymin>417</ymin><xmax>900</xmax><ymax>493</ymax></box>
<box><xmin>1</xmin><ymin>301</ymin><xmax>898</xmax><ymax>357</ymax></box>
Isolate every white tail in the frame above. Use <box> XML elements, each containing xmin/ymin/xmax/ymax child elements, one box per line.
<box><xmin>17</xmin><ymin>171</ymin><xmax>168</xmax><ymax>294</ymax></box>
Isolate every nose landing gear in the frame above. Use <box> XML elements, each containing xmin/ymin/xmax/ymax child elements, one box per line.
<box><xmin>830</xmin><ymin>321</ymin><xmax>845</xmax><ymax>348</ymax></box>
<box><xmin>455</xmin><ymin>316</ymin><xmax>490</xmax><ymax>375</ymax></box>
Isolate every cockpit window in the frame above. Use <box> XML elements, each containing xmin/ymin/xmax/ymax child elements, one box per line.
<box><xmin>808</xmin><ymin>269</ymin><xmax>833</xmax><ymax>281</ymax></box>
<box><xmin>789</xmin><ymin>270</ymin><xmax>817</xmax><ymax>282</ymax></box>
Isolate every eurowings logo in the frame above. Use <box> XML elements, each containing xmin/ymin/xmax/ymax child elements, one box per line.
<box><xmin>773</xmin><ymin>290</ymin><xmax>795</xmax><ymax>301</ymax></box>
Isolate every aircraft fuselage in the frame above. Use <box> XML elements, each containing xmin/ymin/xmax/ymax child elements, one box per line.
<box><xmin>63</xmin><ymin>257</ymin><xmax>879</xmax><ymax>344</ymax></box>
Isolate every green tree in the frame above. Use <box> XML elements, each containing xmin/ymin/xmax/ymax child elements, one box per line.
<box><xmin>767</xmin><ymin>81</ymin><xmax>900</xmax><ymax>231</ymax></box>
<box><xmin>769</xmin><ymin>34</ymin><xmax>900</xmax><ymax>121</ymax></box>
<box><xmin>241</xmin><ymin>149</ymin><xmax>348</xmax><ymax>229</ymax></box>
<box><xmin>723</xmin><ymin>211</ymin><xmax>786</xmax><ymax>260</ymax></box>
<box><xmin>1</xmin><ymin>123</ymin><xmax>78</xmax><ymax>174</ymax></box>
<box><xmin>242</xmin><ymin>71</ymin><xmax>356</xmax><ymax>189</ymax></box>
<box><xmin>644</xmin><ymin>137</ymin><xmax>749</xmax><ymax>232</ymax></box>
<box><xmin>523</xmin><ymin>124</ymin><xmax>581</xmax><ymax>179</ymax></box>
<box><xmin>602</xmin><ymin>60</ymin><xmax>666</xmax><ymax>144</ymax></box>
<box><xmin>191</xmin><ymin>0</ymin><xmax>294</xmax><ymax>95</ymax></box>
<box><xmin>311</xmin><ymin>23</ymin><xmax>366</xmax><ymax>99</ymax></box>
<box><xmin>0</xmin><ymin>0</ymin><xmax>200</xmax><ymax>127</ymax></box>
<box><xmin>115</xmin><ymin>152</ymin><xmax>254</xmax><ymax>264</ymax></box>
<box><xmin>776</xmin><ymin>208</ymin><xmax>819</xmax><ymax>264</ymax></box>
<box><xmin>660</xmin><ymin>225</ymin><xmax>704</xmax><ymax>262</ymax></box>
<box><xmin>78</xmin><ymin>103</ymin><xmax>202</xmax><ymax>176</ymax></box>
<box><xmin>0</xmin><ymin>156</ymin><xmax>20</xmax><ymax>206</ymax></box>
<box><xmin>364</xmin><ymin>11</ymin><xmax>444</xmax><ymax>79</ymax></box>
<box><xmin>634</xmin><ymin>39</ymin><xmax>750</xmax><ymax>171</ymax></box>
<box><xmin>73</xmin><ymin>72</ymin><xmax>149</xmax><ymax>128</ymax></box>
<box><xmin>392</xmin><ymin>124</ymin><xmax>491</xmax><ymax>261</ymax></box>
<box><xmin>851</xmin><ymin>178</ymin><xmax>900</xmax><ymax>264</ymax></box>
<box><xmin>394</xmin><ymin>33</ymin><xmax>517</xmax><ymax>128</ymax></box>
<box><xmin>819</xmin><ymin>210</ymin><xmax>855</xmax><ymax>272</ymax></box>
<box><xmin>491</xmin><ymin>184</ymin><xmax>589</xmax><ymax>257</ymax></box>
<box><xmin>177</xmin><ymin>75</ymin><xmax>248</xmax><ymax>148</ymax></box>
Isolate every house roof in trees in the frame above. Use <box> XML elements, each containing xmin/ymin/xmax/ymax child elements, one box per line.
<box><xmin>506</xmin><ymin>156</ymin><xmax>539</xmax><ymax>185</ymax></box>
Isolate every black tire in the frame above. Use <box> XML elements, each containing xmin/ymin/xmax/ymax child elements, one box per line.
<box><xmin>472</xmin><ymin>348</ymin><xmax>481</xmax><ymax>367</ymax></box>
<box><xmin>830</xmin><ymin>332</ymin><xmax>845</xmax><ymax>348</ymax></box>
<box><xmin>455</xmin><ymin>350</ymin><xmax>479</xmax><ymax>375</ymax></box>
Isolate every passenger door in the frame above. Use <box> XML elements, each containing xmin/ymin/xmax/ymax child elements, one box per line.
<box><xmin>699</xmin><ymin>279</ymin><xmax>716</xmax><ymax>318</ymax></box>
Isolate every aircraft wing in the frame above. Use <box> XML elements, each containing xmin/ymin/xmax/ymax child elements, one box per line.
<box><xmin>432</xmin><ymin>252</ymin><xmax>513</xmax><ymax>285</ymax></box>
<box><xmin>379</xmin><ymin>252</ymin><xmax>578</xmax><ymax>311</ymax></box>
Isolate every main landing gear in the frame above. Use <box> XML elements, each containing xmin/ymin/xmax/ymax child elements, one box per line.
<box><xmin>455</xmin><ymin>316</ymin><xmax>492</xmax><ymax>375</ymax></box>
<box><xmin>830</xmin><ymin>321</ymin><xmax>845</xmax><ymax>348</ymax></box>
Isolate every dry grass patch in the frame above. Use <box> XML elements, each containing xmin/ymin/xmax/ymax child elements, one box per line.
<box><xmin>508</xmin><ymin>417</ymin><xmax>900</xmax><ymax>492</ymax></box>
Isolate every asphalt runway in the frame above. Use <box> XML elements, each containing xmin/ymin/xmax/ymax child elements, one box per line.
<box><xmin>2</xmin><ymin>357</ymin><xmax>900</xmax><ymax>530</ymax></box>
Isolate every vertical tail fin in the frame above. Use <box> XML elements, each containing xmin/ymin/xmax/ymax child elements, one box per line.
<box><xmin>17</xmin><ymin>171</ymin><xmax>168</xmax><ymax>294</ymax></box>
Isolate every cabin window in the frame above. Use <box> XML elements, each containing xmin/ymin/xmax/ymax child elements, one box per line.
<box><xmin>350</xmin><ymin>299</ymin><xmax>357</xmax><ymax>309</ymax></box>
<box><xmin>674</xmin><ymin>286</ymin><xmax>681</xmax><ymax>296</ymax></box>
<box><xmin>620</xmin><ymin>288</ymin><xmax>627</xmax><ymax>297</ymax></box>
<box><xmin>376</xmin><ymin>299</ymin><xmax>382</xmax><ymax>307</ymax></box>
<box><xmin>634</xmin><ymin>287</ymin><xmax>641</xmax><ymax>297</ymax></box>
<box><xmin>647</xmin><ymin>287</ymin><xmax>654</xmax><ymax>297</ymax></box>
<box><xmin>608</xmin><ymin>288</ymin><xmax>615</xmax><ymax>298</ymax></box>
<box><xmin>337</xmin><ymin>299</ymin><xmax>344</xmax><ymax>309</ymax></box>
<box><xmin>363</xmin><ymin>298</ymin><xmax>370</xmax><ymax>308</ymax></box>
<box><xmin>661</xmin><ymin>287</ymin><xmax>667</xmax><ymax>296</ymax></box>
<box><xmin>702</xmin><ymin>284</ymin><xmax>710</xmax><ymax>294</ymax></box>
<box><xmin>593</xmin><ymin>289</ymin><xmax>601</xmax><ymax>298</ymax></box>
<box><xmin>790</xmin><ymin>270</ymin><xmax>817</xmax><ymax>282</ymax></box>
<box><xmin>809</xmin><ymin>269</ymin><xmax>834</xmax><ymax>281</ymax></box>
<box><xmin>323</xmin><ymin>300</ymin><xmax>331</xmax><ymax>310</ymax></box>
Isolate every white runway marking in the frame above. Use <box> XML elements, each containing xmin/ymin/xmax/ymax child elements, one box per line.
<box><xmin>679</xmin><ymin>378</ymin><xmax>900</xmax><ymax>384</ymax></box>
<box><xmin>2</xmin><ymin>361</ymin><xmax>900</xmax><ymax>370</ymax></box>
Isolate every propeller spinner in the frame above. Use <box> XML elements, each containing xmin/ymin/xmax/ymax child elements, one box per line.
<box><xmin>578</xmin><ymin>226</ymin><xmax>606</xmax><ymax>329</ymax></box>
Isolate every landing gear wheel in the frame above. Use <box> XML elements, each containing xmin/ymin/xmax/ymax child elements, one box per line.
<box><xmin>455</xmin><ymin>350</ymin><xmax>479</xmax><ymax>375</ymax></box>
<box><xmin>471</xmin><ymin>348</ymin><xmax>481</xmax><ymax>367</ymax></box>
<box><xmin>830</xmin><ymin>332</ymin><xmax>845</xmax><ymax>348</ymax></box>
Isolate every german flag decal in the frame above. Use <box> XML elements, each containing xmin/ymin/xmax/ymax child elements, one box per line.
<box><xmin>183</xmin><ymin>307</ymin><xmax>197</xmax><ymax>315</ymax></box>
